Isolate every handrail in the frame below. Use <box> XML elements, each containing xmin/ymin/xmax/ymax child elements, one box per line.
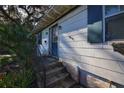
<box><xmin>37</xmin><ymin>44</ymin><xmax>47</xmax><ymax>88</ymax></box>
<box><xmin>37</xmin><ymin>44</ymin><xmax>47</xmax><ymax>56</ymax></box>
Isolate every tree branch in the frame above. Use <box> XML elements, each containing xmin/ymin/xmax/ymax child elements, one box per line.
<box><xmin>0</xmin><ymin>6</ymin><xmax>19</xmax><ymax>24</ymax></box>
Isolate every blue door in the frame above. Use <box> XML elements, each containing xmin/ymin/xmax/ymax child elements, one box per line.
<box><xmin>51</xmin><ymin>25</ymin><xmax>58</xmax><ymax>57</ymax></box>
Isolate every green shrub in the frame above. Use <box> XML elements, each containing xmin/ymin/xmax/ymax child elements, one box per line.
<box><xmin>0</xmin><ymin>23</ymin><xmax>35</xmax><ymax>64</ymax></box>
<box><xmin>0</xmin><ymin>67</ymin><xmax>34</xmax><ymax>88</ymax></box>
<box><xmin>0</xmin><ymin>22</ymin><xmax>35</xmax><ymax>88</ymax></box>
<box><xmin>0</xmin><ymin>57</ymin><xmax>13</xmax><ymax>67</ymax></box>
<box><xmin>0</xmin><ymin>72</ymin><xmax>15</xmax><ymax>88</ymax></box>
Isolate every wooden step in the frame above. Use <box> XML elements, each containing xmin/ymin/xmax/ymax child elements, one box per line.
<box><xmin>46</xmin><ymin>66</ymin><xmax>65</xmax><ymax>76</ymax></box>
<box><xmin>71</xmin><ymin>84</ymin><xmax>84</xmax><ymax>88</ymax></box>
<box><xmin>47</xmin><ymin>61</ymin><xmax>62</xmax><ymax>67</ymax></box>
<box><xmin>46</xmin><ymin>62</ymin><xmax>63</xmax><ymax>71</ymax></box>
<box><xmin>46</xmin><ymin>72</ymin><xmax>69</xmax><ymax>87</ymax></box>
<box><xmin>49</xmin><ymin>77</ymin><xmax>77</xmax><ymax>88</ymax></box>
<box><xmin>61</xmin><ymin>77</ymin><xmax>77</xmax><ymax>88</ymax></box>
<box><xmin>36</xmin><ymin>73</ymin><xmax>43</xmax><ymax>87</ymax></box>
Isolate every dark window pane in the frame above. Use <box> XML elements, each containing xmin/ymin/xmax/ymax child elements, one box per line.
<box><xmin>120</xmin><ymin>5</ymin><xmax>124</xmax><ymax>11</ymax></box>
<box><xmin>88</xmin><ymin>21</ymin><xmax>103</xmax><ymax>43</ymax></box>
<box><xmin>88</xmin><ymin>5</ymin><xmax>103</xmax><ymax>43</ymax></box>
<box><xmin>106</xmin><ymin>13</ymin><xmax>124</xmax><ymax>40</ymax></box>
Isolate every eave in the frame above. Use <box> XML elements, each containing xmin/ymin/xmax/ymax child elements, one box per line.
<box><xmin>32</xmin><ymin>5</ymin><xmax>78</xmax><ymax>35</ymax></box>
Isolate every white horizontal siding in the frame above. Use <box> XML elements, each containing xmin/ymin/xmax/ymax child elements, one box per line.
<box><xmin>79</xmin><ymin>62</ymin><xmax>124</xmax><ymax>85</ymax></box>
<box><xmin>59</xmin><ymin>6</ymin><xmax>87</xmax><ymax>24</ymax></box>
<box><xmin>60</xmin><ymin>16</ymin><xmax>87</xmax><ymax>33</ymax></box>
<box><xmin>57</xmin><ymin>6</ymin><xmax>124</xmax><ymax>86</ymax></box>
<box><xmin>59</xmin><ymin>52</ymin><xmax>124</xmax><ymax>74</ymax></box>
<box><xmin>59</xmin><ymin>47</ymin><xmax>124</xmax><ymax>62</ymax></box>
<box><xmin>60</xmin><ymin>58</ymin><xmax>124</xmax><ymax>85</ymax></box>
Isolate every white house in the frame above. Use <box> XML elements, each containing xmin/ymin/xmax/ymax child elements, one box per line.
<box><xmin>34</xmin><ymin>5</ymin><xmax>124</xmax><ymax>88</ymax></box>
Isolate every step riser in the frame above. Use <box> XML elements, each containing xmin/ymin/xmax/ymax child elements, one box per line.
<box><xmin>46</xmin><ymin>62</ymin><xmax>63</xmax><ymax>71</ymax></box>
<box><xmin>46</xmin><ymin>68</ymin><xmax>66</xmax><ymax>78</ymax></box>
<box><xmin>46</xmin><ymin>73</ymin><xmax>69</xmax><ymax>87</ymax></box>
<box><xmin>47</xmin><ymin>77</ymin><xmax>76</xmax><ymax>88</ymax></box>
<box><xmin>67</xmin><ymin>83</ymin><xmax>76</xmax><ymax>88</ymax></box>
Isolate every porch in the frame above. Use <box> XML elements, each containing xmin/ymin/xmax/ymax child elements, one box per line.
<box><xmin>32</xmin><ymin>52</ymin><xmax>84</xmax><ymax>88</ymax></box>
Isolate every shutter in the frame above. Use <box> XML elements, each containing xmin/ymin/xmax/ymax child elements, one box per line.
<box><xmin>88</xmin><ymin>5</ymin><xmax>103</xmax><ymax>43</ymax></box>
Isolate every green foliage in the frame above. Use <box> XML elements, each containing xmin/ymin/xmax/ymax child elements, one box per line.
<box><xmin>0</xmin><ymin>23</ymin><xmax>36</xmax><ymax>87</ymax></box>
<box><xmin>0</xmin><ymin>72</ymin><xmax>15</xmax><ymax>88</ymax></box>
<box><xmin>0</xmin><ymin>23</ymin><xmax>35</xmax><ymax>65</ymax></box>
<box><xmin>0</xmin><ymin>68</ymin><xmax>34</xmax><ymax>88</ymax></box>
<box><xmin>0</xmin><ymin>56</ymin><xmax>13</xmax><ymax>67</ymax></box>
<box><xmin>15</xmin><ymin>68</ymin><xmax>34</xmax><ymax>87</ymax></box>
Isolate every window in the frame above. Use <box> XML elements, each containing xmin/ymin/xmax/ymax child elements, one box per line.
<box><xmin>88</xmin><ymin>5</ymin><xmax>103</xmax><ymax>43</ymax></box>
<box><xmin>105</xmin><ymin>5</ymin><xmax>124</xmax><ymax>17</ymax></box>
<box><xmin>105</xmin><ymin>5</ymin><xmax>119</xmax><ymax>16</ymax></box>
<box><xmin>104</xmin><ymin>5</ymin><xmax>124</xmax><ymax>41</ymax></box>
<box><xmin>105</xmin><ymin>13</ymin><xmax>124</xmax><ymax>41</ymax></box>
<box><xmin>120</xmin><ymin>5</ymin><xmax>124</xmax><ymax>11</ymax></box>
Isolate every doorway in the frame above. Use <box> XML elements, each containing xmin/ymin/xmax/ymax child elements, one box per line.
<box><xmin>50</xmin><ymin>25</ymin><xmax>58</xmax><ymax>58</ymax></box>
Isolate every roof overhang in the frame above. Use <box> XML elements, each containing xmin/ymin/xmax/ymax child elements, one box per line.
<box><xmin>32</xmin><ymin>5</ymin><xmax>78</xmax><ymax>35</ymax></box>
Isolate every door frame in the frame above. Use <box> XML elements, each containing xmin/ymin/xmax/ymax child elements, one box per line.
<box><xmin>49</xmin><ymin>24</ymin><xmax>59</xmax><ymax>58</ymax></box>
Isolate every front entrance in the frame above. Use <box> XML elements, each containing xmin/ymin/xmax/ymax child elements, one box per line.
<box><xmin>50</xmin><ymin>25</ymin><xmax>58</xmax><ymax>58</ymax></box>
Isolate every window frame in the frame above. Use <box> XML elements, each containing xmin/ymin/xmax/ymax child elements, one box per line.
<box><xmin>105</xmin><ymin>5</ymin><xmax>124</xmax><ymax>18</ymax></box>
<box><xmin>103</xmin><ymin>5</ymin><xmax>124</xmax><ymax>42</ymax></box>
<box><xmin>105</xmin><ymin>5</ymin><xmax>120</xmax><ymax>17</ymax></box>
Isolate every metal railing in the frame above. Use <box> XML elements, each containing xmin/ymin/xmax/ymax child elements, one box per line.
<box><xmin>37</xmin><ymin>44</ymin><xmax>47</xmax><ymax>88</ymax></box>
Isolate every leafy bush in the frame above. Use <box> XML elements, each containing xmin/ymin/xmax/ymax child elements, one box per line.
<box><xmin>0</xmin><ymin>56</ymin><xmax>13</xmax><ymax>67</ymax></box>
<box><xmin>0</xmin><ymin>23</ymin><xmax>36</xmax><ymax>87</ymax></box>
<box><xmin>0</xmin><ymin>68</ymin><xmax>35</xmax><ymax>88</ymax></box>
<box><xmin>0</xmin><ymin>23</ymin><xmax>35</xmax><ymax>63</ymax></box>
